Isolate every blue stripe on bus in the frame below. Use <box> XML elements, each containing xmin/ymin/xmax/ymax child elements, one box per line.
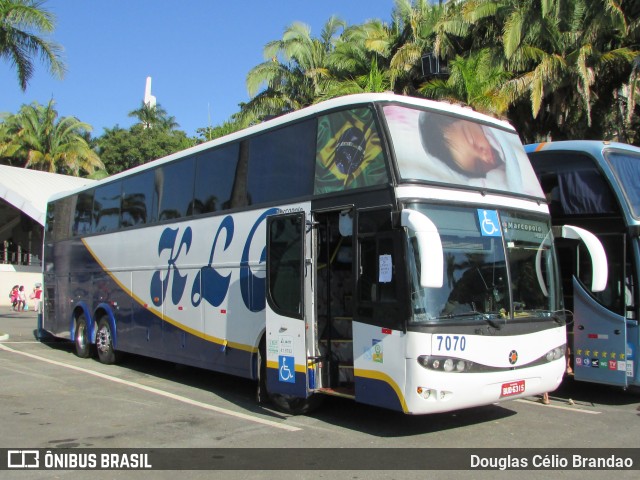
<box><xmin>51</xmin><ymin>241</ymin><xmax>259</xmax><ymax>380</ymax></box>
<box><xmin>266</xmin><ymin>366</ymin><xmax>308</xmax><ymax>398</ymax></box>
<box><xmin>355</xmin><ymin>375</ymin><xmax>406</xmax><ymax>413</ymax></box>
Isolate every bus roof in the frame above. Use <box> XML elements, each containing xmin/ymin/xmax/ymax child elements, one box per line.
<box><xmin>525</xmin><ymin>140</ymin><xmax>640</xmax><ymax>158</ymax></box>
<box><xmin>49</xmin><ymin>93</ymin><xmax>516</xmax><ymax>203</ymax></box>
<box><xmin>526</xmin><ymin>140</ymin><xmax>640</xmax><ymax>223</ymax></box>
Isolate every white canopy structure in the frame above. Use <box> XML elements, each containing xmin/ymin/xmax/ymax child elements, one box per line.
<box><xmin>0</xmin><ymin>164</ymin><xmax>94</xmax><ymax>226</ymax></box>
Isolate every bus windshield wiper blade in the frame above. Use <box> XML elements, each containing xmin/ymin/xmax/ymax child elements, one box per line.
<box><xmin>431</xmin><ymin>311</ymin><xmax>502</xmax><ymax>328</ymax></box>
<box><xmin>482</xmin><ymin>313</ymin><xmax>503</xmax><ymax>329</ymax></box>
<box><xmin>522</xmin><ymin>309</ymin><xmax>566</xmax><ymax>324</ymax></box>
<box><xmin>430</xmin><ymin>311</ymin><xmax>480</xmax><ymax>320</ymax></box>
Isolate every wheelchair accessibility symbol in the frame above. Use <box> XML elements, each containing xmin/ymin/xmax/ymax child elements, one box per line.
<box><xmin>279</xmin><ymin>355</ymin><xmax>296</xmax><ymax>383</ymax></box>
<box><xmin>477</xmin><ymin>209</ymin><xmax>501</xmax><ymax>237</ymax></box>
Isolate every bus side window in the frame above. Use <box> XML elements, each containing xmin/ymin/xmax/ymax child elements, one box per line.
<box><xmin>267</xmin><ymin>213</ymin><xmax>304</xmax><ymax>319</ymax></box>
<box><xmin>247</xmin><ymin>120</ymin><xmax>315</xmax><ymax>205</ymax></box>
<box><xmin>193</xmin><ymin>144</ymin><xmax>239</xmax><ymax>215</ymax></box>
<box><xmin>93</xmin><ymin>182</ymin><xmax>122</xmax><ymax>233</ymax></box>
<box><xmin>157</xmin><ymin>157</ymin><xmax>196</xmax><ymax>221</ymax></box>
<box><xmin>72</xmin><ymin>192</ymin><xmax>93</xmax><ymax>237</ymax></box>
<box><xmin>121</xmin><ymin>170</ymin><xmax>156</xmax><ymax>227</ymax></box>
<box><xmin>356</xmin><ymin>209</ymin><xmax>407</xmax><ymax>330</ymax></box>
<box><xmin>358</xmin><ymin>237</ymin><xmax>377</xmax><ymax>303</ymax></box>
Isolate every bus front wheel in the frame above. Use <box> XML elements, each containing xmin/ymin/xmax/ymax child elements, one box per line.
<box><xmin>96</xmin><ymin>317</ymin><xmax>119</xmax><ymax>364</ymax></box>
<box><xmin>74</xmin><ymin>314</ymin><xmax>92</xmax><ymax>359</ymax></box>
<box><xmin>258</xmin><ymin>338</ymin><xmax>322</xmax><ymax>415</ymax></box>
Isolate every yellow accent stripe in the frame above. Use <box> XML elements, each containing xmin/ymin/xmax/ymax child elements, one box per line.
<box><xmin>263</xmin><ymin>363</ymin><xmax>407</xmax><ymax>411</ymax></box>
<box><xmin>266</xmin><ymin>360</ymin><xmax>306</xmax><ymax>373</ymax></box>
<box><xmin>80</xmin><ymin>238</ymin><xmax>258</xmax><ymax>354</ymax></box>
<box><xmin>354</xmin><ymin>368</ymin><xmax>408</xmax><ymax>413</ymax></box>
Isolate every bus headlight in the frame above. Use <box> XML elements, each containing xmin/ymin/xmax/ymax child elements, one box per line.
<box><xmin>418</xmin><ymin>355</ymin><xmax>471</xmax><ymax>373</ymax></box>
<box><xmin>544</xmin><ymin>345</ymin><xmax>566</xmax><ymax>362</ymax></box>
<box><xmin>443</xmin><ymin>358</ymin><xmax>454</xmax><ymax>372</ymax></box>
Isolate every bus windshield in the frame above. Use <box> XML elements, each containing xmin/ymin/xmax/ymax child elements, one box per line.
<box><xmin>407</xmin><ymin>204</ymin><xmax>561</xmax><ymax>325</ymax></box>
<box><xmin>605</xmin><ymin>149</ymin><xmax>640</xmax><ymax>219</ymax></box>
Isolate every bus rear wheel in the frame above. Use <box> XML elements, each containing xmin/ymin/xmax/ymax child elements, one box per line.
<box><xmin>74</xmin><ymin>314</ymin><xmax>92</xmax><ymax>359</ymax></box>
<box><xmin>96</xmin><ymin>317</ymin><xmax>119</xmax><ymax>364</ymax></box>
<box><xmin>258</xmin><ymin>338</ymin><xmax>322</xmax><ymax>415</ymax></box>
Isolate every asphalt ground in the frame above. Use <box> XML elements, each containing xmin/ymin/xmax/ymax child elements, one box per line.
<box><xmin>1</xmin><ymin>306</ymin><xmax>639</xmax><ymax>480</ymax></box>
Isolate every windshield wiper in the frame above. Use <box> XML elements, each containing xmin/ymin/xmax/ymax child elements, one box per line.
<box><xmin>517</xmin><ymin>309</ymin><xmax>566</xmax><ymax>324</ymax></box>
<box><xmin>431</xmin><ymin>311</ymin><xmax>482</xmax><ymax>320</ymax></box>
<box><xmin>430</xmin><ymin>311</ymin><xmax>503</xmax><ymax>329</ymax></box>
<box><xmin>482</xmin><ymin>312</ymin><xmax>504</xmax><ymax>329</ymax></box>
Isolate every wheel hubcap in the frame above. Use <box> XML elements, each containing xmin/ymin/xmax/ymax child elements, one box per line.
<box><xmin>76</xmin><ymin>325</ymin><xmax>85</xmax><ymax>347</ymax></box>
<box><xmin>97</xmin><ymin>326</ymin><xmax>110</xmax><ymax>353</ymax></box>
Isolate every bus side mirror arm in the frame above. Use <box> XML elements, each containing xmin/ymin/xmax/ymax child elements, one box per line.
<box><xmin>560</xmin><ymin>225</ymin><xmax>608</xmax><ymax>292</ymax></box>
<box><xmin>401</xmin><ymin>210</ymin><xmax>444</xmax><ymax>288</ymax></box>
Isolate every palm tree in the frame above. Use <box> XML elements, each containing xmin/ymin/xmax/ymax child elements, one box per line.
<box><xmin>329</xmin><ymin>19</ymin><xmax>394</xmax><ymax>79</ymax></box>
<box><xmin>0</xmin><ymin>99</ymin><xmax>105</xmax><ymax>175</ymax></box>
<box><xmin>128</xmin><ymin>102</ymin><xmax>179</xmax><ymax>130</ymax></box>
<box><xmin>428</xmin><ymin>0</ymin><xmax>639</xmax><ymax>141</ymax></box>
<box><xmin>420</xmin><ymin>49</ymin><xmax>511</xmax><ymax>117</ymax></box>
<box><xmin>319</xmin><ymin>57</ymin><xmax>392</xmax><ymax>99</ymax></box>
<box><xmin>0</xmin><ymin>0</ymin><xmax>65</xmax><ymax>90</ymax></box>
<box><xmin>386</xmin><ymin>0</ymin><xmax>445</xmax><ymax>94</ymax></box>
<box><xmin>488</xmin><ymin>0</ymin><xmax>638</xmax><ymax>140</ymax></box>
<box><xmin>242</xmin><ymin>16</ymin><xmax>345</xmax><ymax>123</ymax></box>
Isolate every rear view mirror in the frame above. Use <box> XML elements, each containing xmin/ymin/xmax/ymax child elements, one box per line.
<box><xmin>401</xmin><ymin>209</ymin><xmax>444</xmax><ymax>288</ymax></box>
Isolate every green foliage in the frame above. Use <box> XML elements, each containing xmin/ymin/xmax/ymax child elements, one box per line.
<box><xmin>194</xmin><ymin>118</ymin><xmax>243</xmax><ymax>144</ymax></box>
<box><xmin>0</xmin><ymin>0</ymin><xmax>66</xmax><ymax>90</ymax></box>
<box><xmin>0</xmin><ymin>100</ymin><xmax>104</xmax><ymax>175</ymax></box>
<box><xmin>242</xmin><ymin>16</ymin><xmax>346</xmax><ymax>124</ymax></box>
<box><xmin>420</xmin><ymin>49</ymin><xmax>511</xmax><ymax>117</ymax></box>
<box><xmin>238</xmin><ymin>0</ymin><xmax>639</xmax><ymax>145</ymax></box>
<box><xmin>128</xmin><ymin>102</ymin><xmax>179</xmax><ymax>130</ymax></box>
<box><xmin>6</xmin><ymin>0</ymin><xmax>640</xmax><ymax>165</ymax></box>
<box><xmin>96</xmin><ymin>124</ymin><xmax>193</xmax><ymax>175</ymax></box>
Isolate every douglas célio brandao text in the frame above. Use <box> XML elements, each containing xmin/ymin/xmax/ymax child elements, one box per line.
<box><xmin>470</xmin><ymin>453</ymin><xmax>634</xmax><ymax>470</ymax></box>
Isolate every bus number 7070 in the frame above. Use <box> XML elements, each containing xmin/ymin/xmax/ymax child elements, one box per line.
<box><xmin>435</xmin><ymin>335</ymin><xmax>467</xmax><ymax>352</ymax></box>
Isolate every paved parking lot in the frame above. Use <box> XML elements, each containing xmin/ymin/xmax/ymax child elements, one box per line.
<box><xmin>1</xmin><ymin>307</ymin><xmax>639</xmax><ymax>479</ymax></box>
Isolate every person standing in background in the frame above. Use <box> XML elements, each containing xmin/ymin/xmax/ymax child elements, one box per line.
<box><xmin>31</xmin><ymin>283</ymin><xmax>43</xmax><ymax>313</ymax></box>
<box><xmin>17</xmin><ymin>286</ymin><xmax>27</xmax><ymax>311</ymax></box>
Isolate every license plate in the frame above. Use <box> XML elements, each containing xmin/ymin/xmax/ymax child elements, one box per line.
<box><xmin>500</xmin><ymin>380</ymin><xmax>525</xmax><ymax>397</ymax></box>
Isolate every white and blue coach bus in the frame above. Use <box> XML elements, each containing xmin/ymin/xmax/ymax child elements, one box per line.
<box><xmin>42</xmin><ymin>93</ymin><xmax>606</xmax><ymax>414</ymax></box>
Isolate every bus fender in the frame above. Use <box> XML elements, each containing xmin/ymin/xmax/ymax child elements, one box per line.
<box><xmin>70</xmin><ymin>302</ymin><xmax>93</xmax><ymax>344</ymax></box>
<box><xmin>92</xmin><ymin>303</ymin><xmax>118</xmax><ymax>347</ymax></box>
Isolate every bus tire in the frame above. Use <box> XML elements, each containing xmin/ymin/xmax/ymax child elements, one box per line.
<box><xmin>96</xmin><ymin>317</ymin><xmax>119</xmax><ymax>365</ymax></box>
<box><xmin>256</xmin><ymin>338</ymin><xmax>269</xmax><ymax>405</ymax></box>
<box><xmin>257</xmin><ymin>337</ymin><xmax>323</xmax><ymax>415</ymax></box>
<box><xmin>74</xmin><ymin>314</ymin><xmax>92</xmax><ymax>359</ymax></box>
<box><xmin>269</xmin><ymin>392</ymin><xmax>323</xmax><ymax>415</ymax></box>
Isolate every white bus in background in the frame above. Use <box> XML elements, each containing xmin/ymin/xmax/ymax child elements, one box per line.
<box><xmin>42</xmin><ymin>93</ymin><xmax>607</xmax><ymax>414</ymax></box>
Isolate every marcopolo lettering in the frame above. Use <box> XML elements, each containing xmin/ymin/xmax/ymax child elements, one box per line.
<box><xmin>505</xmin><ymin>221</ymin><xmax>543</xmax><ymax>233</ymax></box>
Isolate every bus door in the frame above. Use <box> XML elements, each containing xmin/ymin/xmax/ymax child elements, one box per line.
<box><xmin>314</xmin><ymin>209</ymin><xmax>355</xmax><ymax>395</ymax></box>
<box><xmin>573</xmin><ymin>277</ymin><xmax>630</xmax><ymax>386</ymax></box>
<box><xmin>572</xmin><ymin>233</ymin><xmax>632</xmax><ymax>386</ymax></box>
<box><xmin>557</xmin><ymin>225</ymin><xmax>633</xmax><ymax>387</ymax></box>
<box><xmin>265</xmin><ymin>211</ymin><xmax>316</xmax><ymax>399</ymax></box>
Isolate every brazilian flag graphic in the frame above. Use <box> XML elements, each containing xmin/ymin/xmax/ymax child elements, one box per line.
<box><xmin>314</xmin><ymin>108</ymin><xmax>388</xmax><ymax>194</ymax></box>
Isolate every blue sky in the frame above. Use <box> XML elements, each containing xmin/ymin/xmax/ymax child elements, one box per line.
<box><xmin>1</xmin><ymin>0</ymin><xmax>395</xmax><ymax>138</ymax></box>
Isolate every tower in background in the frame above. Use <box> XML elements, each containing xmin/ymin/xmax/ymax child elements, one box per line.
<box><xmin>144</xmin><ymin>76</ymin><xmax>156</xmax><ymax>108</ymax></box>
